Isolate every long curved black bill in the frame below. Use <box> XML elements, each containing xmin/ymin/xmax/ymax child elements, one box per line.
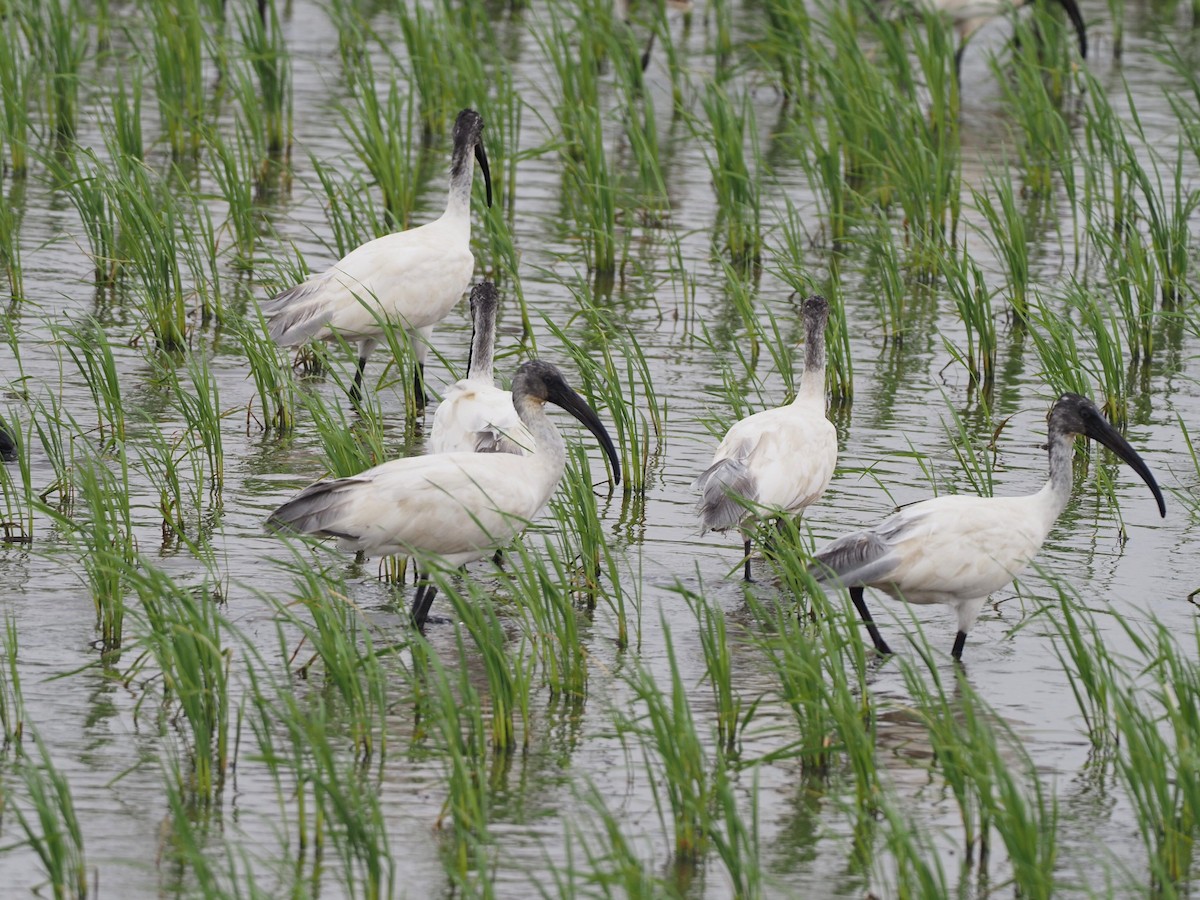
<box><xmin>1053</xmin><ymin>0</ymin><xmax>1087</xmax><ymax>59</ymax></box>
<box><xmin>1086</xmin><ymin>416</ymin><xmax>1165</xmax><ymax>517</ymax></box>
<box><xmin>548</xmin><ymin>384</ymin><xmax>622</xmax><ymax>486</ymax></box>
<box><xmin>475</xmin><ymin>142</ymin><xmax>493</xmax><ymax>208</ymax></box>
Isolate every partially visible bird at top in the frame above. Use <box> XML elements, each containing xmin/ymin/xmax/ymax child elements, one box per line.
<box><xmin>0</xmin><ymin>426</ymin><xmax>15</xmax><ymax>462</ymax></box>
<box><xmin>260</xmin><ymin>108</ymin><xmax>493</xmax><ymax>408</ymax></box>
<box><xmin>903</xmin><ymin>0</ymin><xmax>1087</xmax><ymax>76</ymax></box>
<box><xmin>809</xmin><ymin>393</ymin><xmax>1165</xmax><ymax>660</ymax></box>
<box><xmin>267</xmin><ymin>359</ymin><xmax>620</xmax><ymax>629</ymax></box>
<box><xmin>694</xmin><ymin>295</ymin><xmax>839</xmax><ymax>581</ymax></box>
<box><xmin>428</xmin><ymin>281</ymin><xmax>534</xmax><ymax>456</ymax></box>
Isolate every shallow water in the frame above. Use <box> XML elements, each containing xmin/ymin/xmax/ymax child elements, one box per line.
<box><xmin>0</xmin><ymin>0</ymin><xmax>1198</xmax><ymax>896</ymax></box>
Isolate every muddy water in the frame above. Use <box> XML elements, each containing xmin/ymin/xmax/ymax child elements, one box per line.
<box><xmin>0</xmin><ymin>0</ymin><xmax>1197</xmax><ymax>896</ymax></box>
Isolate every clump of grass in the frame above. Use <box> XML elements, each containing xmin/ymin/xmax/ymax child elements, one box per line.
<box><xmin>238</xmin><ymin>314</ymin><xmax>296</xmax><ymax>433</ymax></box>
<box><xmin>992</xmin><ymin>38</ymin><xmax>1074</xmax><ymax>197</ymax></box>
<box><xmin>0</xmin><ymin>24</ymin><xmax>36</xmax><ymax>176</ymax></box>
<box><xmin>0</xmin><ymin>414</ymin><xmax>34</xmax><ymax>543</ymax></box>
<box><xmin>43</xmin><ymin>0</ymin><xmax>87</xmax><ymax>141</ymax></box>
<box><xmin>50</xmin><ymin>149</ymin><xmax>120</xmax><ymax>285</ymax></box>
<box><xmin>939</xmin><ymin>248</ymin><xmax>996</xmax><ymax>391</ymax></box>
<box><xmin>973</xmin><ymin>175</ymin><xmax>1032</xmax><ymax>322</ymax></box>
<box><xmin>697</xmin><ymin>82</ymin><xmax>762</xmax><ymax>267</ymax></box>
<box><xmin>680</xmin><ymin>583</ymin><xmax>751</xmax><ymax>758</ymax></box>
<box><xmin>340</xmin><ymin>51</ymin><xmax>424</xmax><ymax>230</ymax></box>
<box><xmin>10</xmin><ymin>731</ymin><xmax>90</xmax><ymax>899</ymax></box>
<box><xmin>148</xmin><ymin>0</ymin><xmax>210</xmax><ymax>158</ymax></box>
<box><xmin>0</xmin><ymin>614</ymin><xmax>25</xmax><ymax>749</ymax></box>
<box><xmin>57</xmin><ymin>318</ymin><xmax>125</xmax><ymax>448</ymax></box>
<box><xmin>231</xmin><ymin>0</ymin><xmax>291</xmax><ymax>159</ymax></box>
<box><xmin>0</xmin><ymin>177</ymin><xmax>26</xmax><ymax>301</ymax></box>
<box><xmin>616</xmin><ymin>619</ymin><xmax>714</xmax><ymax>864</ymax></box>
<box><xmin>128</xmin><ymin>562</ymin><xmax>231</xmax><ymax>806</ymax></box>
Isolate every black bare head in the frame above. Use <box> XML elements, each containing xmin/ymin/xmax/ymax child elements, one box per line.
<box><xmin>466</xmin><ymin>281</ymin><xmax>499</xmax><ymax>380</ymax></box>
<box><xmin>513</xmin><ymin>359</ymin><xmax>622</xmax><ymax>486</ymax></box>
<box><xmin>451</xmin><ymin>108</ymin><xmax>492</xmax><ymax>207</ymax></box>
<box><xmin>801</xmin><ymin>295</ymin><xmax>829</xmax><ymax>373</ymax></box>
<box><xmin>469</xmin><ymin>280</ymin><xmax>499</xmax><ymax>324</ymax></box>
<box><xmin>1049</xmin><ymin>393</ymin><xmax>1164</xmax><ymax>517</ymax></box>
<box><xmin>1052</xmin><ymin>0</ymin><xmax>1087</xmax><ymax>59</ymax></box>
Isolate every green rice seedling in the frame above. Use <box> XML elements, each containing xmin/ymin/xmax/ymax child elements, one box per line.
<box><xmin>339</xmin><ymin>52</ymin><xmax>425</xmax><ymax>230</ymax></box>
<box><xmin>310</xmin><ymin>155</ymin><xmax>391</xmax><ymax>260</ymax></box>
<box><xmin>0</xmin><ymin>417</ymin><xmax>34</xmax><ymax>542</ymax></box>
<box><xmin>108</xmin><ymin>66</ymin><xmax>144</xmax><ymax>161</ymax></box>
<box><xmin>26</xmin><ymin>391</ymin><xmax>75</xmax><ymax>510</ymax></box>
<box><xmin>38</xmin><ymin>453</ymin><xmax>136</xmax><ymax>652</ymax></box>
<box><xmin>298</xmin><ymin>376</ymin><xmax>388</xmax><ymax>478</ymax></box>
<box><xmin>440</xmin><ymin>575</ymin><xmax>536</xmax><ymax>754</ymax></box>
<box><xmin>0</xmin><ymin>177</ymin><xmax>25</xmax><ymax>301</ymax></box>
<box><xmin>237</xmin><ymin>314</ymin><xmax>296</xmax><ymax>433</ymax></box>
<box><xmin>755</xmin><ymin>0</ymin><xmax>813</xmax><ymax>102</ymax></box>
<box><xmin>1091</xmin><ymin>217</ymin><xmax>1157</xmax><ymax>363</ymax></box>
<box><xmin>422</xmin><ymin>629</ymin><xmax>492</xmax><ymax>881</ymax></box>
<box><xmin>1048</xmin><ymin>584</ymin><xmax>1121</xmax><ymax>748</ymax></box>
<box><xmin>563</xmin><ymin>103</ymin><xmax>621</xmax><ymax>277</ymax></box>
<box><xmin>111</xmin><ymin>162</ymin><xmax>189</xmax><ymax>349</ymax></box>
<box><xmin>707</xmin><ymin>762</ymin><xmax>762</xmax><ymax>898</ymax></box>
<box><xmin>1026</xmin><ymin>294</ymin><xmax>1091</xmax><ymax>398</ymax></box>
<box><xmin>148</xmin><ymin>0</ymin><xmax>210</xmax><ymax>158</ymax></box>
<box><xmin>542</xmin><ymin>299</ymin><xmax>658</xmax><ymax>497</ymax></box>
<box><xmin>616</xmin><ymin>620</ymin><xmax>713</xmax><ymax>864</ymax></box>
<box><xmin>206</xmin><ymin>122</ymin><xmax>262</xmax><ymax>270</ymax></box>
<box><xmin>502</xmin><ymin>534</ymin><xmax>591</xmax><ymax>697</ymax></box>
<box><xmin>549</xmin><ymin>783</ymin><xmax>662</xmax><ymax>896</ymax></box>
<box><xmin>174</xmin><ymin>350</ymin><xmax>226</xmax><ymax>495</ymax></box>
<box><xmin>873</xmin><ymin>796</ymin><xmax>950</xmax><ymax>898</ymax></box>
<box><xmin>128</xmin><ymin>562</ymin><xmax>231</xmax><ymax>806</ymax></box>
<box><xmin>231</xmin><ymin>0</ymin><xmax>291</xmax><ymax>159</ymax></box>
<box><xmin>0</xmin><ymin>25</ymin><xmax>36</xmax><ymax>176</ymax></box>
<box><xmin>1123</xmin><ymin>141</ymin><xmax>1198</xmax><ymax>307</ymax></box>
<box><xmin>1068</xmin><ymin>286</ymin><xmax>1129</xmax><ymax>427</ymax></box>
<box><xmin>680</xmin><ymin>584</ymin><xmax>751</xmax><ymax>758</ymax></box>
<box><xmin>0</xmin><ymin>613</ymin><xmax>25</xmax><ymax>748</ymax></box>
<box><xmin>10</xmin><ymin>731</ymin><xmax>90</xmax><ymax>899</ymax></box>
<box><xmin>939</xmin><ymin>392</ymin><xmax>996</xmax><ymax>498</ymax></box>
<box><xmin>939</xmin><ymin>248</ymin><xmax>996</xmax><ymax>390</ymax></box>
<box><xmin>134</xmin><ymin>410</ymin><xmax>197</xmax><ymax>544</ymax></box>
<box><xmin>972</xmin><ymin>175</ymin><xmax>1032</xmax><ymax>322</ymax></box>
<box><xmin>43</xmin><ymin>0</ymin><xmax>86</xmax><ymax>141</ymax></box>
<box><xmin>992</xmin><ymin>32</ymin><xmax>1074</xmax><ymax>196</ymax></box>
<box><xmin>547</xmin><ymin>443</ymin><xmax>609</xmax><ymax>606</ymax></box>
<box><xmin>50</xmin><ymin>149</ymin><xmax>119</xmax><ymax>285</ymax></box>
<box><xmin>697</xmin><ymin>82</ymin><xmax>762</xmax><ymax>266</ymax></box>
<box><xmin>266</xmin><ymin>553</ymin><xmax>389</xmax><ymax>761</ymax></box>
<box><xmin>57</xmin><ymin>317</ymin><xmax>124</xmax><ymax>447</ymax></box>
<box><xmin>1108</xmin><ymin>633</ymin><xmax>1198</xmax><ymax>888</ymax></box>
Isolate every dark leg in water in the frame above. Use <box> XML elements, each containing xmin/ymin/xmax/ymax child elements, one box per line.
<box><xmin>349</xmin><ymin>354</ymin><xmax>368</xmax><ymax>406</ymax></box>
<box><xmin>742</xmin><ymin>533</ymin><xmax>753</xmax><ymax>582</ymax></box>
<box><xmin>850</xmin><ymin>586</ymin><xmax>892</xmax><ymax>655</ymax></box>
<box><xmin>410</xmin><ymin>573</ymin><xmax>440</xmax><ymax>631</ymax></box>
<box><xmin>413</xmin><ymin>362</ymin><xmax>427</xmax><ymax>411</ymax></box>
<box><xmin>951</xmin><ymin>630</ymin><xmax>967</xmax><ymax>660</ymax></box>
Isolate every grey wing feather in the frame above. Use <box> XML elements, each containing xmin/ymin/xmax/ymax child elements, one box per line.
<box><xmin>808</xmin><ymin>528</ymin><xmax>899</xmax><ymax>587</ymax></box>
<box><xmin>694</xmin><ymin>458</ymin><xmax>758</xmax><ymax>533</ymax></box>
<box><xmin>473</xmin><ymin>431</ymin><xmax>526</xmax><ymax>455</ymax></box>
<box><xmin>260</xmin><ymin>273</ymin><xmax>339</xmax><ymax>346</ymax></box>
<box><xmin>267</xmin><ymin>476</ymin><xmax>371</xmax><ymax>540</ymax></box>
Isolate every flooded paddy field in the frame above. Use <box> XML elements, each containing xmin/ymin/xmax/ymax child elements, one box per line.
<box><xmin>0</xmin><ymin>0</ymin><xmax>1199</xmax><ymax>896</ymax></box>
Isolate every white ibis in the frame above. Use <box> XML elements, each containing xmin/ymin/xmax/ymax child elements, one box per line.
<box><xmin>427</xmin><ymin>281</ymin><xmax>535</xmax><ymax>456</ymax></box>
<box><xmin>694</xmin><ymin>295</ymin><xmax>838</xmax><ymax>581</ymax></box>
<box><xmin>260</xmin><ymin>108</ymin><xmax>493</xmax><ymax>407</ymax></box>
<box><xmin>810</xmin><ymin>394</ymin><xmax>1165</xmax><ymax>660</ymax></box>
<box><xmin>920</xmin><ymin>0</ymin><xmax>1088</xmax><ymax>74</ymax></box>
<box><xmin>267</xmin><ymin>360</ymin><xmax>620</xmax><ymax>628</ymax></box>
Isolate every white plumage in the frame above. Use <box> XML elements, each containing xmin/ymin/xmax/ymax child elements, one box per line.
<box><xmin>428</xmin><ymin>281</ymin><xmax>535</xmax><ymax>456</ymax></box>
<box><xmin>902</xmin><ymin>0</ymin><xmax>1086</xmax><ymax>72</ymax></box>
<box><xmin>694</xmin><ymin>295</ymin><xmax>838</xmax><ymax>580</ymax></box>
<box><xmin>260</xmin><ymin>108</ymin><xmax>492</xmax><ymax>405</ymax></box>
<box><xmin>811</xmin><ymin>394</ymin><xmax>1165</xmax><ymax>659</ymax></box>
<box><xmin>268</xmin><ymin>360</ymin><xmax>620</xmax><ymax>628</ymax></box>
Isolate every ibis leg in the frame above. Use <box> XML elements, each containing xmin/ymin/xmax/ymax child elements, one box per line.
<box><xmin>349</xmin><ymin>355</ymin><xmax>368</xmax><ymax>406</ymax></box>
<box><xmin>412</xmin><ymin>362</ymin><xmax>427</xmax><ymax>411</ymax></box>
<box><xmin>951</xmin><ymin>630</ymin><xmax>967</xmax><ymax>660</ymax></box>
<box><xmin>742</xmin><ymin>534</ymin><xmax>753</xmax><ymax>582</ymax></box>
<box><xmin>410</xmin><ymin>575</ymin><xmax>439</xmax><ymax>631</ymax></box>
<box><xmin>850</xmin><ymin>586</ymin><xmax>892</xmax><ymax>655</ymax></box>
